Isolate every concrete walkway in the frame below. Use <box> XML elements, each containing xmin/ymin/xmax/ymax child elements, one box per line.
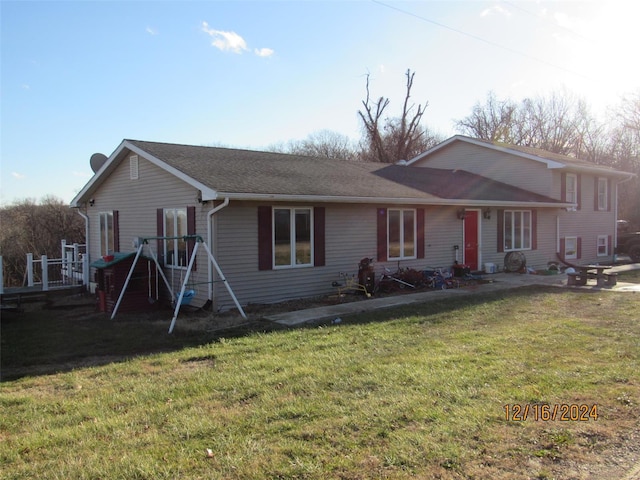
<box><xmin>266</xmin><ymin>265</ymin><xmax>640</xmax><ymax>327</ymax></box>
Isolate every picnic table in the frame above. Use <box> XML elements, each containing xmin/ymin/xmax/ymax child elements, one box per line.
<box><xmin>567</xmin><ymin>265</ymin><xmax>616</xmax><ymax>287</ymax></box>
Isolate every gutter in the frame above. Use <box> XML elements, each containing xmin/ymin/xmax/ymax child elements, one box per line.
<box><xmin>209</xmin><ymin>192</ymin><xmax>571</xmax><ymax>209</ymax></box>
<box><xmin>206</xmin><ymin>197</ymin><xmax>230</xmax><ymax>302</ymax></box>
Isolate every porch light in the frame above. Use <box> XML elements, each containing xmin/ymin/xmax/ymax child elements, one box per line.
<box><xmin>483</xmin><ymin>208</ymin><xmax>491</xmax><ymax>219</ymax></box>
<box><xmin>456</xmin><ymin>208</ymin><xmax>466</xmax><ymax>220</ymax></box>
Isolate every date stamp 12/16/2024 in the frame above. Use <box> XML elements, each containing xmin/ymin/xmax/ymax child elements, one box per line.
<box><xmin>504</xmin><ymin>404</ymin><xmax>599</xmax><ymax>422</ymax></box>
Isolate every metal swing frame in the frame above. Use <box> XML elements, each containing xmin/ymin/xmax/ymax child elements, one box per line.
<box><xmin>111</xmin><ymin>235</ymin><xmax>247</xmax><ymax>333</ymax></box>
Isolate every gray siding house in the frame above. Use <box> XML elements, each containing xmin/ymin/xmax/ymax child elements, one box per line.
<box><xmin>70</xmin><ymin>136</ymin><xmax>632</xmax><ymax>311</ymax></box>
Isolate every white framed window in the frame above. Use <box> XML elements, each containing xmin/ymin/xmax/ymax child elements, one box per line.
<box><xmin>597</xmin><ymin>178</ymin><xmax>608</xmax><ymax>211</ymax></box>
<box><xmin>388</xmin><ymin>208</ymin><xmax>416</xmax><ymax>260</ymax></box>
<box><xmin>99</xmin><ymin>212</ymin><xmax>114</xmax><ymax>256</ymax></box>
<box><xmin>164</xmin><ymin>208</ymin><xmax>187</xmax><ymax>268</ymax></box>
<box><xmin>565</xmin><ymin>236</ymin><xmax>578</xmax><ymax>260</ymax></box>
<box><xmin>273</xmin><ymin>208</ymin><xmax>313</xmax><ymax>268</ymax></box>
<box><xmin>130</xmin><ymin>155</ymin><xmax>139</xmax><ymax>180</ymax></box>
<box><xmin>504</xmin><ymin>210</ymin><xmax>532</xmax><ymax>251</ymax></box>
<box><xmin>597</xmin><ymin>235</ymin><xmax>608</xmax><ymax>256</ymax></box>
<box><xmin>565</xmin><ymin>173</ymin><xmax>577</xmax><ymax>204</ymax></box>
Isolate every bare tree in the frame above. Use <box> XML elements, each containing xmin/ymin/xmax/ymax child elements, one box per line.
<box><xmin>0</xmin><ymin>197</ymin><xmax>85</xmax><ymax>287</ymax></box>
<box><xmin>605</xmin><ymin>91</ymin><xmax>640</xmax><ymax>224</ymax></box>
<box><xmin>455</xmin><ymin>89</ymin><xmax>605</xmax><ymax>158</ymax></box>
<box><xmin>455</xmin><ymin>91</ymin><xmax>519</xmax><ymax>143</ymax></box>
<box><xmin>271</xmin><ymin>130</ymin><xmax>358</xmax><ymax>161</ymax></box>
<box><xmin>359</xmin><ymin>69</ymin><xmax>435</xmax><ymax>163</ymax></box>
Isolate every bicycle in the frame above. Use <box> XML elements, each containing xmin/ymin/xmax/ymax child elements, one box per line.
<box><xmin>374</xmin><ymin>266</ymin><xmax>421</xmax><ymax>294</ymax></box>
<box><xmin>423</xmin><ymin>267</ymin><xmax>459</xmax><ymax>290</ymax></box>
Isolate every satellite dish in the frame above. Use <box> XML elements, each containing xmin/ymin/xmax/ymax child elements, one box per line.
<box><xmin>90</xmin><ymin>153</ymin><xmax>108</xmax><ymax>173</ymax></box>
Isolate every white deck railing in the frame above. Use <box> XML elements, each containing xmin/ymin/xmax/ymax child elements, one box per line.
<box><xmin>0</xmin><ymin>241</ymin><xmax>88</xmax><ymax>294</ymax></box>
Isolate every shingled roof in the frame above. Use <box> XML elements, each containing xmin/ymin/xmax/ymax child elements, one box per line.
<box><xmin>126</xmin><ymin>140</ymin><xmax>437</xmax><ymax>201</ymax></box>
<box><xmin>409</xmin><ymin>135</ymin><xmax>633</xmax><ymax>178</ymax></box>
<box><xmin>373</xmin><ymin>165</ymin><xmax>561</xmax><ymax>203</ymax></box>
<box><xmin>71</xmin><ymin>139</ymin><xmax>569</xmax><ymax>207</ymax></box>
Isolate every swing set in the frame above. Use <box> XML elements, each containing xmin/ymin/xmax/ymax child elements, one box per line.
<box><xmin>111</xmin><ymin>234</ymin><xmax>247</xmax><ymax>333</ymax></box>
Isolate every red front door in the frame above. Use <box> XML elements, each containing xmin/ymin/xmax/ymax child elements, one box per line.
<box><xmin>464</xmin><ymin>210</ymin><xmax>479</xmax><ymax>271</ymax></box>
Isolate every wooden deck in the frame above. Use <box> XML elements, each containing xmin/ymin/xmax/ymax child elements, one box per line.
<box><xmin>1</xmin><ymin>284</ymin><xmax>86</xmax><ymax>310</ymax></box>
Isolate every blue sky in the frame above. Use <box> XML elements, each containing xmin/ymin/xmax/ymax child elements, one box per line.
<box><xmin>2</xmin><ymin>0</ymin><xmax>638</xmax><ymax>205</ymax></box>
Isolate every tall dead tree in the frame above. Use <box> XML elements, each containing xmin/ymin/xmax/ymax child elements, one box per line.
<box><xmin>359</xmin><ymin>69</ymin><xmax>429</xmax><ymax>163</ymax></box>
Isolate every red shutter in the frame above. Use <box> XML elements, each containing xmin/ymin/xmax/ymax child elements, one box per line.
<box><xmin>594</xmin><ymin>178</ymin><xmax>599</xmax><ymax>211</ymax></box>
<box><xmin>377</xmin><ymin>208</ymin><xmax>388</xmax><ymax>262</ymax></box>
<box><xmin>608</xmin><ymin>235</ymin><xmax>612</xmax><ymax>256</ymax></box>
<box><xmin>497</xmin><ymin>209</ymin><xmax>504</xmax><ymax>253</ymax></box>
<box><xmin>313</xmin><ymin>207</ymin><xmax>325</xmax><ymax>267</ymax></box>
<box><xmin>113</xmin><ymin>210</ymin><xmax>120</xmax><ymax>252</ymax></box>
<box><xmin>561</xmin><ymin>173</ymin><xmax>566</xmax><ymax>202</ymax></box>
<box><xmin>607</xmin><ymin>179</ymin><xmax>612</xmax><ymax>211</ymax></box>
<box><xmin>531</xmin><ymin>210</ymin><xmax>537</xmax><ymax>250</ymax></box>
<box><xmin>187</xmin><ymin>206</ymin><xmax>197</xmax><ymax>271</ymax></box>
<box><xmin>560</xmin><ymin>238</ymin><xmax>566</xmax><ymax>259</ymax></box>
<box><xmin>416</xmin><ymin>208</ymin><xmax>425</xmax><ymax>259</ymax></box>
<box><xmin>156</xmin><ymin>208</ymin><xmax>164</xmax><ymax>265</ymax></box>
<box><xmin>577</xmin><ymin>237</ymin><xmax>582</xmax><ymax>259</ymax></box>
<box><xmin>258</xmin><ymin>206</ymin><xmax>273</xmax><ymax>271</ymax></box>
<box><xmin>576</xmin><ymin>174</ymin><xmax>582</xmax><ymax>210</ymax></box>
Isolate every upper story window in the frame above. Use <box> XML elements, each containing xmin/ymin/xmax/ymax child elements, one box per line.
<box><xmin>388</xmin><ymin>208</ymin><xmax>416</xmax><ymax>260</ymax></box>
<box><xmin>597</xmin><ymin>178</ymin><xmax>608</xmax><ymax>211</ymax></box>
<box><xmin>273</xmin><ymin>208</ymin><xmax>313</xmax><ymax>268</ymax></box>
<box><xmin>164</xmin><ymin>208</ymin><xmax>187</xmax><ymax>268</ymax></box>
<box><xmin>503</xmin><ymin>210</ymin><xmax>532</xmax><ymax>251</ymax></box>
<box><xmin>565</xmin><ymin>173</ymin><xmax>577</xmax><ymax>204</ymax></box>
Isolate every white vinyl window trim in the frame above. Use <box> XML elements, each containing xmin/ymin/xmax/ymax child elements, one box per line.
<box><xmin>163</xmin><ymin>208</ymin><xmax>188</xmax><ymax>269</ymax></box>
<box><xmin>565</xmin><ymin>236</ymin><xmax>578</xmax><ymax>260</ymax></box>
<box><xmin>565</xmin><ymin>173</ymin><xmax>577</xmax><ymax>205</ymax></box>
<box><xmin>273</xmin><ymin>207</ymin><xmax>314</xmax><ymax>269</ymax></box>
<box><xmin>503</xmin><ymin>210</ymin><xmax>532</xmax><ymax>252</ymax></box>
<box><xmin>387</xmin><ymin>208</ymin><xmax>417</xmax><ymax>260</ymax></box>
<box><xmin>99</xmin><ymin>211</ymin><xmax>114</xmax><ymax>257</ymax></box>
<box><xmin>597</xmin><ymin>235</ymin><xmax>608</xmax><ymax>256</ymax></box>
<box><xmin>597</xmin><ymin>178</ymin><xmax>607</xmax><ymax>211</ymax></box>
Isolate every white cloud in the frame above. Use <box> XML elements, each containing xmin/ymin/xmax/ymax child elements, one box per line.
<box><xmin>146</xmin><ymin>26</ymin><xmax>158</xmax><ymax>35</ymax></box>
<box><xmin>12</xmin><ymin>172</ymin><xmax>26</xmax><ymax>180</ymax></box>
<box><xmin>201</xmin><ymin>21</ymin><xmax>248</xmax><ymax>53</ymax></box>
<box><xmin>481</xmin><ymin>5</ymin><xmax>511</xmax><ymax>17</ymax></box>
<box><xmin>254</xmin><ymin>47</ymin><xmax>274</xmax><ymax>58</ymax></box>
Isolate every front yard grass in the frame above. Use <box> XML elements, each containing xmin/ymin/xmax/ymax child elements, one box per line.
<box><xmin>1</xmin><ymin>285</ymin><xmax>639</xmax><ymax>479</ymax></box>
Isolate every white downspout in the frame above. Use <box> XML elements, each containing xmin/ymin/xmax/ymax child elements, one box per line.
<box><xmin>207</xmin><ymin>197</ymin><xmax>230</xmax><ymax>303</ymax></box>
<box><xmin>556</xmin><ymin>215</ymin><xmax>560</xmax><ymax>255</ymax></box>
<box><xmin>77</xmin><ymin>208</ymin><xmax>90</xmax><ymax>289</ymax></box>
